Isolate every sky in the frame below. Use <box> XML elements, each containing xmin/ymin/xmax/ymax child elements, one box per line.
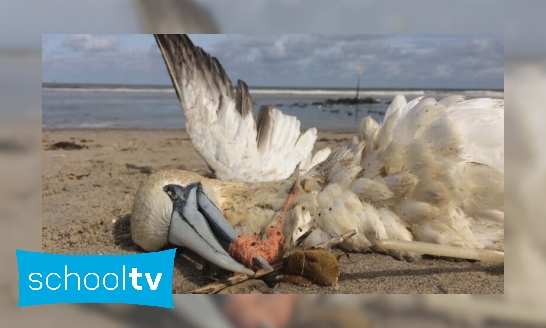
<box><xmin>42</xmin><ymin>34</ymin><xmax>504</xmax><ymax>89</ymax></box>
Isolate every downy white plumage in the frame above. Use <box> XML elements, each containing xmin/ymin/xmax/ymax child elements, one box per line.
<box><xmin>130</xmin><ymin>34</ymin><xmax>504</xmax><ymax>275</ymax></box>
<box><xmin>292</xmin><ymin>94</ymin><xmax>504</xmax><ymax>259</ymax></box>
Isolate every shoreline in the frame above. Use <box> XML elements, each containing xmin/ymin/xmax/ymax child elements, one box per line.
<box><xmin>42</xmin><ymin>127</ymin><xmax>360</xmax><ymax>134</ymax></box>
<box><xmin>41</xmin><ymin>129</ymin><xmax>503</xmax><ymax>294</ymax></box>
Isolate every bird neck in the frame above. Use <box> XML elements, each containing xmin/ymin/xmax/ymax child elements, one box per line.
<box><xmin>211</xmin><ymin>178</ymin><xmax>295</xmax><ymax>236</ymax></box>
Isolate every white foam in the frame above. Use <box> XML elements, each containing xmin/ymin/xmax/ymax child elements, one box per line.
<box><xmin>461</xmin><ymin>90</ymin><xmax>504</xmax><ymax>98</ymax></box>
<box><xmin>42</xmin><ymin>86</ymin><xmax>503</xmax><ymax>99</ymax></box>
<box><xmin>78</xmin><ymin>122</ymin><xmax>118</xmax><ymax>128</ymax></box>
<box><xmin>249</xmin><ymin>89</ymin><xmax>426</xmax><ymax>96</ymax></box>
<box><xmin>42</xmin><ymin>87</ymin><xmax>175</xmax><ymax>93</ymax></box>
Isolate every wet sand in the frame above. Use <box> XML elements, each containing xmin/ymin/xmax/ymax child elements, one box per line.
<box><xmin>42</xmin><ymin>129</ymin><xmax>503</xmax><ymax>294</ymax></box>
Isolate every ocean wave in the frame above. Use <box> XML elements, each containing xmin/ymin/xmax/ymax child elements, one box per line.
<box><xmin>248</xmin><ymin>89</ymin><xmax>427</xmax><ymax>96</ymax></box>
<box><xmin>460</xmin><ymin>90</ymin><xmax>504</xmax><ymax>98</ymax></box>
<box><xmin>249</xmin><ymin>89</ymin><xmax>503</xmax><ymax>99</ymax></box>
<box><xmin>42</xmin><ymin>87</ymin><xmax>175</xmax><ymax>93</ymax></box>
<box><xmin>78</xmin><ymin>122</ymin><xmax>118</xmax><ymax>128</ymax></box>
<box><xmin>42</xmin><ymin>86</ymin><xmax>503</xmax><ymax>99</ymax></box>
<box><xmin>42</xmin><ymin>86</ymin><xmax>422</xmax><ymax>96</ymax></box>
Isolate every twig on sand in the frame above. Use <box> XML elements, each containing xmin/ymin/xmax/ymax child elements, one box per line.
<box><xmin>377</xmin><ymin>239</ymin><xmax>505</xmax><ymax>263</ymax></box>
<box><xmin>189</xmin><ymin>230</ymin><xmax>357</xmax><ymax>294</ymax></box>
<box><xmin>189</xmin><ymin>260</ymin><xmax>284</xmax><ymax>294</ymax></box>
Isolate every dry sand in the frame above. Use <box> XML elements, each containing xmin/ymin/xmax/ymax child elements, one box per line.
<box><xmin>42</xmin><ymin>129</ymin><xmax>503</xmax><ymax>294</ymax></box>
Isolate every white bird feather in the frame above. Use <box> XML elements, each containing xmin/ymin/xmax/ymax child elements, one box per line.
<box><xmin>155</xmin><ymin>35</ymin><xmax>330</xmax><ymax>182</ymax></box>
<box><xmin>132</xmin><ymin>34</ymin><xmax>504</xmax><ymax>264</ymax></box>
<box><xmin>294</xmin><ymin>95</ymin><xmax>504</xmax><ymax>256</ymax></box>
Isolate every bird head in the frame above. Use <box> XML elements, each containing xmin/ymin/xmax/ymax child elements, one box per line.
<box><xmin>130</xmin><ymin>170</ymin><xmax>255</xmax><ymax>275</ymax></box>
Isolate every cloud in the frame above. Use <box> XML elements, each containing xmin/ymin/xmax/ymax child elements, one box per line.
<box><xmin>62</xmin><ymin>34</ymin><xmax>120</xmax><ymax>52</ymax></box>
<box><xmin>44</xmin><ymin>46</ymin><xmax>160</xmax><ymax>73</ymax></box>
<box><xmin>43</xmin><ymin>34</ymin><xmax>503</xmax><ymax>88</ymax></box>
<box><xmin>204</xmin><ymin>34</ymin><xmax>503</xmax><ymax>88</ymax></box>
<box><xmin>42</xmin><ymin>38</ymin><xmax>169</xmax><ymax>84</ymax></box>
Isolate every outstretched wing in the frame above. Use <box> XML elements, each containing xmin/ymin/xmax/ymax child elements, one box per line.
<box><xmin>155</xmin><ymin>34</ymin><xmax>330</xmax><ymax>182</ymax></box>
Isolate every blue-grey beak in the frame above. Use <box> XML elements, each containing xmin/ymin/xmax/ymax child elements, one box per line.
<box><xmin>164</xmin><ymin>183</ymin><xmax>273</xmax><ymax>276</ymax></box>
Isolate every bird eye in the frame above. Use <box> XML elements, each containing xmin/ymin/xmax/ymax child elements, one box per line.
<box><xmin>164</xmin><ymin>185</ymin><xmax>179</xmax><ymax>200</ymax></box>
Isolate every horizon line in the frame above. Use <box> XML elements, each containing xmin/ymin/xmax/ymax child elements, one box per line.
<box><xmin>42</xmin><ymin>82</ymin><xmax>504</xmax><ymax>92</ymax></box>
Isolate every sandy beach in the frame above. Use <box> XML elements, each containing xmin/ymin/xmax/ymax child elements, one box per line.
<box><xmin>42</xmin><ymin>128</ymin><xmax>503</xmax><ymax>294</ymax></box>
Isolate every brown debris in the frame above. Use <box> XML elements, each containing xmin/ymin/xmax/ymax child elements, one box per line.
<box><xmin>284</xmin><ymin>250</ymin><xmax>339</xmax><ymax>286</ymax></box>
<box><xmin>277</xmin><ymin>275</ymin><xmax>313</xmax><ymax>286</ymax></box>
<box><xmin>47</xmin><ymin>141</ymin><xmax>88</xmax><ymax>150</ymax></box>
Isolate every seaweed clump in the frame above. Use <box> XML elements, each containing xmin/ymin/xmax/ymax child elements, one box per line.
<box><xmin>325</xmin><ymin>97</ymin><xmax>381</xmax><ymax>105</ymax></box>
<box><xmin>284</xmin><ymin>249</ymin><xmax>339</xmax><ymax>286</ymax></box>
<box><xmin>47</xmin><ymin>141</ymin><xmax>88</xmax><ymax>150</ymax></box>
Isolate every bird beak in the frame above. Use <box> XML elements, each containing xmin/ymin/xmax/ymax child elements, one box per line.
<box><xmin>165</xmin><ymin>183</ymin><xmax>258</xmax><ymax>276</ymax></box>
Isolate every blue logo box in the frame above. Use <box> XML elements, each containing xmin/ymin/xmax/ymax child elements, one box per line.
<box><xmin>16</xmin><ymin>249</ymin><xmax>176</xmax><ymax>308</ymax></box>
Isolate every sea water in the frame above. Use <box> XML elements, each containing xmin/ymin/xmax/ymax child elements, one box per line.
<box><xmin>42</xmin><ymin>84</ymin><xmax>504</xmax><ymax>131</ymax></box>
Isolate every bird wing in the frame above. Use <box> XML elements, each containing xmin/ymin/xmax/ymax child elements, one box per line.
<box><xmin>301</xmin><ymin>95</ymin><xmax>504</xmax><ymax>256</ymax></box>
<box><xmin>381</xmin><ymin>95</ymin><xmax>504</xmax><ymax>173</ymax></box>
<box><xmin>154</xmin><ymin>34</ymin><xmax>329</xmax><ymax>182</ymax></box>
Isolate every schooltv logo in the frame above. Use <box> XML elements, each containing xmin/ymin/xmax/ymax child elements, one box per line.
<box><xmin>16</xmin><ymin>249</ymin><xmax>176</xmax><ymax>308</ymax></box>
